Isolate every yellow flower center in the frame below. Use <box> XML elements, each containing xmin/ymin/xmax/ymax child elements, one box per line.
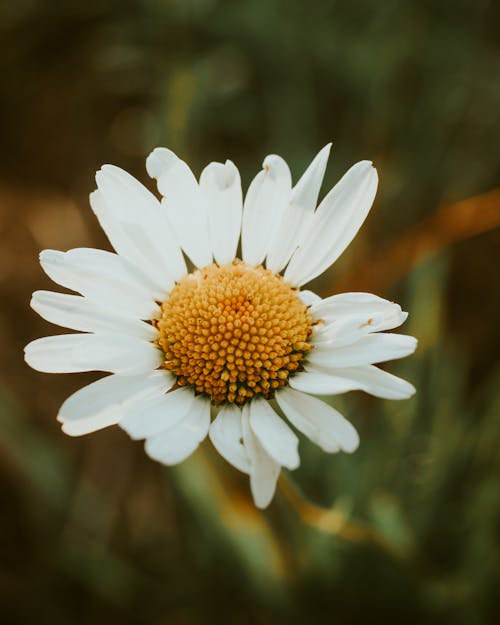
<box><xmin>156</xmin><ymin>262</ymin><xmax>313</xmax><ymax>405</ymax></box>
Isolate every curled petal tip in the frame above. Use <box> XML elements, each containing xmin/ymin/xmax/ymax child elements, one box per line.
<box><xmin>262</xmin><ymin>154</ymin><xmax>290</xmax><ymax>179</ymax></box>
<box><xmin>146</xmin><ymin>147</ymin><xmax>179</xmax><ymax>179</ymax></box>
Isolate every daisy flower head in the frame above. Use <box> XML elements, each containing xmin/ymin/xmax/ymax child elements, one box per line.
<box><xmin>25</xmin><ymin>144</ymin><xmax>417</xmax><ymax>509</ymax></box>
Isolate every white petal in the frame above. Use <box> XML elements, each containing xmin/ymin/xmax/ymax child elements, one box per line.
<box><xmin>144</xmin><ymin>396</ymin><xmax>211</xmax><ymax>465</ymax></box>
<box><xmin>310</xmin><ymin>292</ymin><xmax>408</xmax><ymax>347</ymax></box>
<box><xmin>339</xmin><ymin>365</ymin><xmax>417</xmax><ymax>399</ymax></box>
<box><xmin>90</xmin><ymin>190</ymin><xmax>139</xmax><ymax>271</ymax></box>
<box><xmin>209</xmin><ymin>404</ymin><xmax>251</xmax><ymax>474</ymax></box>
<box><xmin>266</xmin><ymin>144</ymin><xmax>331</xmax><ymax>273</ymax></box>
<box><xmin>146</xmin><ymin>148</ymin><xmax>212</xmax><ymax>268</ymax></box>
<box><xmin>248</xmin><ymin>397</ymin><xmax>299</xmax><ymax>470</ymax></box>
<box><xmin>58</xmin><ymin>371</ymin><xmax>172</xmax><ymax>436</ymax></box>
<box><xmin>290</xmin><ymin>369</ymin><xmax>363</xmax><ymax>395</ymax></box>
<box><xmin>291</xmin><ymin>365</ymin><xmax>416</xmax><ymax>399</ymax></box>
<box><xmin>308</xmin><ymin>334</ymin><xmax>418</xmax><ymax>368</ymax></box>
<box><xmin>24</xmin><ymin>334</ymin><xmax>162</xmax><ymax>374</ymax></box>
<box><xmin>73</xmin><ymin>335</ymin><xmax>163</xmax><ymax>375</ymax></box>
<box><xmin>285</xmin><ymin>161</ymin><xmax>378</xmax><ymax>286</ymax></box>
<box><xmin>120</xmin><ymin>387</ymin><xmax>195</xmax><ymax>440</ymax></box>
<box><xmin>61</xmin><ymin>412</ymin><xmax>119</xmax><ymax>437</ymax></box>
<box><xmin>297</xmin><ymin>289</ymin><xmax>322</xmax><ymax>307</ymax></box>
<box><xmin>25</xmin><ymin>334</ymin><xmax>88</xmax><ymax>373</ymax></box>
<box><xmin>381</xmin><ymin>310</ymin><xmax>408</xmax><ymax>332</ymax></box>
<box><xmin>241</xmin><ymin>155</ymin><xmax>292</xmax><ymax>267</ymax></box>
<box><xmin>39</xmin><ymin>248</ymin><xmax>160</xmax><ymax>320</ymax></box>
<box><xmin>291</xmin><ymin>144</ymin><xmax>332</xmax><ymax>215</ymax></box>
<box><xmin>242</xmin><ymin>405</ymin><xmax>280</xmax><ymax>509</ymax></box>
<box><xmin>145</xmin><ymin>146</ymin><xmax>177</xmax><ymax>179</ymax></box>
<box><xmin>31</xmin><ymin>291</ymin><xmax>157</xmax><ymax>341</ymax></box>
<box><xmin>276</xmin><ymin>387</ymin><xmax>359</xmax><ymax>453</ymax></box>
<box><xmin>94</xmin><ymin>165</ymin><xmax>186</xmax><ymax>286</ymax></box>
<box><xmin>311</xmin><ymin>292</ymin><xmax>405</xmax><ymax>326</ymax></box>
<box><xmin>312</xmin><ymin>312</ymin><xmax>386</xmax><ymax>348</ymax></box>
<box><xmin>200</xmin><ymin>160</ymin><xmax>242</xmax><ymax>266</ymax></box>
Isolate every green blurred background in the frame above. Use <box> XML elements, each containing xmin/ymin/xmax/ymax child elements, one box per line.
<box><xmin>1</xmin><ymin>1</ymin><xmax>499</xmax><ymax>624</ymax></box>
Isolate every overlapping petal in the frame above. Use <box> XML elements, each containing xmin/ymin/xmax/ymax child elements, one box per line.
<box><xmin>58</xmin><ymin>371</ymin><xmax>171</xmax><ymax>436</ymax></box>
<box><xmin>209</xmin><ymin>404</ymin><xmax>251</xmax><ymax>474</ymax></box>
<box><xmin>310</xmin><ymin>292</ymin><xmax>409</xmax><ymax>348</ymax></box>
<box><xmin>312</xmin><ymin>312</ymin><xmax>387</xmax><ymax>348</ymax></box>
<box><xmin>276</xmin><ymin>387</ymin><xmax>359</xmax><ymax>453</ymax></box>
<box><xmin>24</xmin><ymin>333</ymin><xmax>162</xmax><ymax>375</ymax></box>
<box><xmin>120</xmin><ymin>387</ymin><xmax>197</xmax><ymax>440</ymax></box>
<box><xmin>266</xmin><ymin>144</ymin><xmax>331</xmax><ymax>273</ymax></box>
<box><xmin>39</xmin><ymin>248</ymin><xmax>161</xmax><ymax>320</ymax></box>
<box><xmin>291</xmin><ymin>364</ymin><xmax>416</xmax><ymax>399</ymax></box>
<box><xmin>311</xmin><ymin>292</ymin><xmax>407</xmax><ymax>329</ymax></box>
<box><xmin>307</xmin><ymin>333</ymin><xmax>417</xmax><ymax>368</ymax></box>
<box><xmin>248</xmin><ymin>397</ymin><xmax>300</xmax><ymax>470</ymax></box>
<box><xmin>31</xmin><ymin>290</ymin><xmax>157</xmax><ymax>341</ymax></box>
<box><xmin>93</xmin><ymin>165</ymin><xmax>186</xmax><ymax>287</ymax></box>
<box><xmin>242</xmin><ymin>404</ymin><xmax>281</xmax><ymax>509</ymax></box>
<box><xmin>200</xmin><ymin>160</ymin><xmax>243</xmax><ymax>266</ymax></box>
<box><xmin>241</xmin><ymin>155</ymin><xmax>292</xmax><ymax>267</ymax></box>
<box><xmin>285</xmin><ymin>161</ymin><xmax>378</xmax><ymax>286</ymax></box>
<box><xmin>144</xmin><ymin>396</ymin><xmax>211</xmax><ymax>465</ymax></box>
<box><xmin>146</xmin><ymin>148</ymin><xmax>212</xmax><ymax>268</ymax></box>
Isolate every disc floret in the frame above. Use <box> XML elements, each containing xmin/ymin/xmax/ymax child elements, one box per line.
<box><xmin>156</xmin><ymin>262</ymin><xmax>313</xmax><ymax>405</ymax></box>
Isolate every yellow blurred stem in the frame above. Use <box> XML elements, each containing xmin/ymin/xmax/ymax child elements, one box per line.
<box><xmin>336</xmin><ymin>188</ymin><xmax>500</xmax><ymax>293</ymax></box>
<box><xmin>278</xmin><ymin>474</ymin><xmax>400</xmax><ymax>555</ymax></box>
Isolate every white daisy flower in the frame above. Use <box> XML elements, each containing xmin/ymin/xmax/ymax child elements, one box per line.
<box><xmin>25</xmin><ymin>144</ymin><xmax>417</xmax><ymax>509</ymax></box>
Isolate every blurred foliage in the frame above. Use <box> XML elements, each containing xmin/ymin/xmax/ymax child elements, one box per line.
<box><xmin>0</xmin><ymin>1</ymin><xmax>499</xmax><ymax>624</ymax></box>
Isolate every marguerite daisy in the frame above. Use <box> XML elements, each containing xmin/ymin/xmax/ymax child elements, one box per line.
<box><xmin>25</xmin><ymin>144</ymin><xmax>417</xmax><ymax>508</ymax></box>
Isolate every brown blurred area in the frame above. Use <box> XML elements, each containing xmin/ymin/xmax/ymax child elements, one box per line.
<box><xmin>1</xmin><ymin>1</ymin><xmax>499</xmax><ymax>625</ymax></box>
